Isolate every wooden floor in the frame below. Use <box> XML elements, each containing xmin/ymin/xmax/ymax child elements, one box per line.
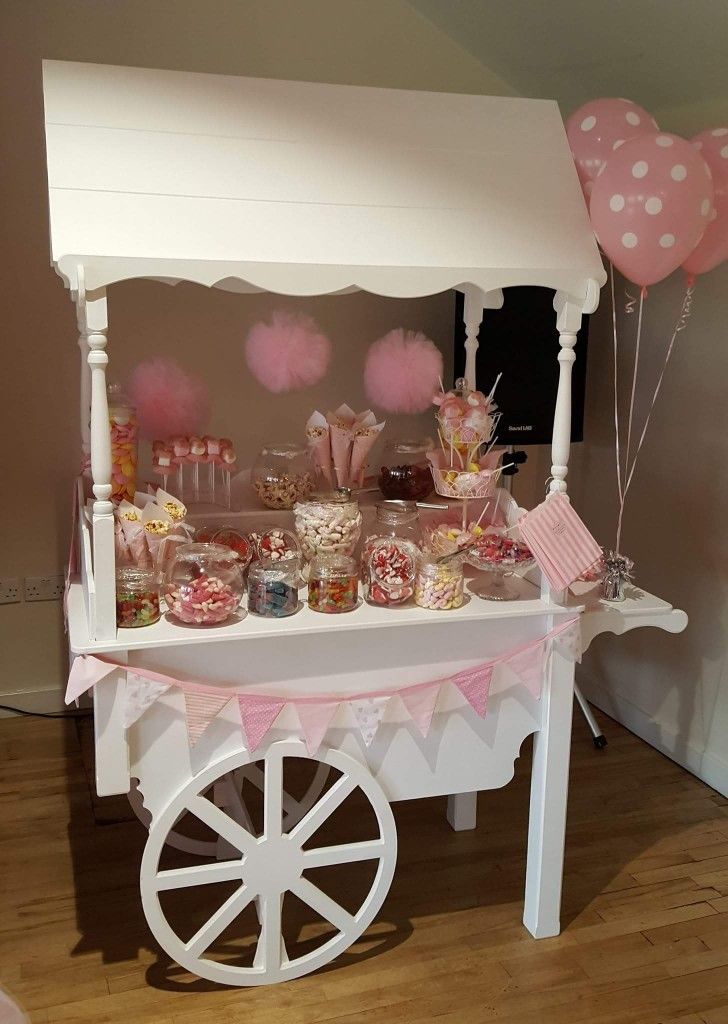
<box><xmin>1</xmin><ymin>711</ymin><xmax>728</xmax><ymax>1024</ymax></box>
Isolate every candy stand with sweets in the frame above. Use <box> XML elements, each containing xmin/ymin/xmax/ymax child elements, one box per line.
<box><xmin>46</xmin><ymin>61</ymin><xmax>688</xmax><ymax>987</ymax></box>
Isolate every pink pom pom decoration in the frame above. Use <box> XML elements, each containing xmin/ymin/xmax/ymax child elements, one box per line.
<box><xmin>128</xmin><ymin>358</ymin><xmax>210</xmax><ymax>440</ymax></box>
<box><xmin>245</xmin><ymin>311</ymin><xmax>331</xmax><ymax>393</ymax></box>
<box><xmin>364</xmin><ymin>329</ymin><xmax>443</xmax><ymax>414</ymax></box>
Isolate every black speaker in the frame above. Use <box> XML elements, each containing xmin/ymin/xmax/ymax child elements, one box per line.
<box><xmin>453</xmin><ymin>287</ymin><xmax>590</xmax><ymax>446</ymax></box>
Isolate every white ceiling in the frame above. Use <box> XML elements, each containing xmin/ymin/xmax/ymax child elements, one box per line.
<box><xmin>408</xmin><ymin>0</ymin><xmax>727</xmax><ymax>128</ymax></box>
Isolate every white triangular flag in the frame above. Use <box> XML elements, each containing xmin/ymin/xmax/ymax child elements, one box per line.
<box><xmin>553</xmin><ymin>619</ymin><xmax>582</xmax><ymax>663</ymax></box>
<box><xmin>123</xmin><ymin>673</ymin><xmax>172</xmax><ymax>728</ymax></box>
<box><xmin>350</xmin><ymin>696</ymin><xmax>389</xmax><ymax>746</ymax></box>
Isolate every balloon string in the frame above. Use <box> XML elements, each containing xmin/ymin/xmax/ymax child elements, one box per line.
<box><xmin>621</xmin><ymin>284</ymin><xmax>694</xmax><ymax>504</ymax></box>
<box><xmin>622</xmin><ymin>287</ymin><xmax>646</xmax><ymax>502</ymax></box>
<box><xmin>609</xmin><ymin>262</ymin><xmax>623</xmax><ymax>504</ymax></box>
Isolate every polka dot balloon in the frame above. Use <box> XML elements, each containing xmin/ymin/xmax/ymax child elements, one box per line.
<box><xmin>683</xmin><ymin>127</ymin><xmax>728</xmax><ymax>277</ymax></box>
<box><xmin>589</xmin><ymin>132</ymin><xmax>714</xmax><ymax>287</ymax></box>
<box><xmin>566</xmin><ymin>98</ymin><xmax>658</xmax><ymax>199</ymax></box>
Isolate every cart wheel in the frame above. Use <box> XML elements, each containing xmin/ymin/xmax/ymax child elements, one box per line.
<box><xmin>128</xmin><ymin>761</ymin><xmax>331</xmax><ymax>857</ymax></box>
<box><xmin>140</xmin><ymin>742</ymin><xmax>397</xmax><ymax>986</ymax></box>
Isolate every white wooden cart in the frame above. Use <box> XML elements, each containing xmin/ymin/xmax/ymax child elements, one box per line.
<box><xmin>45</xmin><ymin>60</ymin><xmax>687</xmax><ymax>986</ymax></box>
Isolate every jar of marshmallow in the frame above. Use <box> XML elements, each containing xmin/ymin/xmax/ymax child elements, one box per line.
<box><xmin>293</xmin><ymin>488</ymin><xmax>363</xmax><ymax>565</ymax></box>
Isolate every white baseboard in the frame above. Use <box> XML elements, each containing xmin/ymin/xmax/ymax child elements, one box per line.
<box><xmin>579</xmin><ymin>675</ymin><xmax>728</xmax><ymax>799</ymax></box>
<box><xmin>0</xmin><ymin>686</ymin><xmax>67</xmax><ymax>718</ymax></box>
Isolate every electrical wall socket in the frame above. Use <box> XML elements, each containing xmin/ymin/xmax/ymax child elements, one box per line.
<box><xmin>24</xmin><ymin>575</ymin><xmax>65</xmax><ymax>602</ymax></box>
<box><xmin>0</xmin><ymin>578</ymin><xmax>21</xmax><ymax>604</ymax></box>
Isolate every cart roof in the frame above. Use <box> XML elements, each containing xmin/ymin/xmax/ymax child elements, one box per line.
<box><xmin>41</xmin><ymin>59</ymin><xmax>604</xmax><ymax>303</ymax></box>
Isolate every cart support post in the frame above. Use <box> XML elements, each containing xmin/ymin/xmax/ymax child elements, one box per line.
<box><xmin>523</xmin><ymin>643</ymin><xmax>575</xmax><ymax>938</ymax></box>
<box><xmin>94</xmin><ymin>655</ymin><xmax>130</xmax><ymax>796</ymax></box>
<box><xmin>459</xmin><ymin>286</ymin><xmax>503</xmax><ymax>391</ymax></box>
<box><xmin>80</xmin><ymin>284</ymin><xmax>116</xmax><ymax>639</ymax></box>
<box><xmin>549</xmin><ymin>293</ymin><xmax>584</xmax><ymax>497</ymax></box>
<box><xmin>446</xmin><ymin>791</ymin><xmax>477</xmax><ymax>831</ymax></box>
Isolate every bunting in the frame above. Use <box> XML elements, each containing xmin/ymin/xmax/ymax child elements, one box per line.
<box><xmin>65</xmin><ymin>617</ymin><xmax>581</xmax><ymax>754</ymax></box>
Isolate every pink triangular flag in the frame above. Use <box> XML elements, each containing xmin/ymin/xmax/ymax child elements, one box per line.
<box><xmin>66</xmin><ymin>655</ymin><xmax>119</xmax><ymax>704</ymax></box>
<box><xmin>400</xmin><ymin>683</ymin><xmax>440</xmax><ymax>737</ymax></box>
<box><xmin>123</xmin><ymin>674</ymin><xmax>171</xmax><ymax>728</ymax></box>
<box><xmin>183</xmin><ymin>691</ymin><xmax>232</xmax><ymax>746</ymax></box>
<box><xmin>451</xmin><ymin>664</ymin><xmax>493</xmax><ymax>717</ymax></box>
<box><xmin>238</xmin><ymin>695</ymin><xmax>286</xmax><ymax>752</ymax></box>
<box><xmin>295</xmin><ymin>701</ymin><xmax>339</xmax><ymax>755</ymax></box>
<box><xmin>506</xmin><ymin>643</ymin><xmax>545</xmax><ymax>698</ymax></box>
<box><xmin>350</xmin><ymin>696</ymin><xmax>389</xmax><ymax>746</ymax></box>
<box><xmin>553</xmin><ymin>619</ymin><xmax>582</xmax><ymax>664</ymax></box>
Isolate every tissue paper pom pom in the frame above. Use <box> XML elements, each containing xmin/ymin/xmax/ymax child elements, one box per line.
<box><xmin>128</xmin><ymin>358</ymin><xmax>210</xmax><ymax>439</ymax></box>
<box><xmin>245</xmin><ymin>311</ymin><xmax>331</xmax><ymax>393</ymax></box>
<box><xmin>364</xmin><ymin>329</ymin><xmax>443</xmax><ymax>414</ymax></box>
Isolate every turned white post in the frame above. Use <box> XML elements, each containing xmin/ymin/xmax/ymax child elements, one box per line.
<box><xmin>549</xmin><ymin>292</ymin><xmax>584</xmax><ymax>497</ymax></box>
<box><xmin>460</xmin><ymin>286</ymin><xmax>503</xmax><ymax>391</ymax></box>
<box><xmin>77</xmin><ymin>307</ymin><xmax>91</xmax><ymax>472</ymax></box>
<box><xmin>85</xmin><ymin>288</ymin><xmax>116</xmax><ymax>639</ymax></box>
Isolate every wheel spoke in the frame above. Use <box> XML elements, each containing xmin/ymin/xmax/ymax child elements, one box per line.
<box><xmin>184</xmin><ymin>885</ymin><xmax>253</xmax><ymax>958</ymax></box>
<box><xmin>155</xmin><ymin>860</ymin><xmax>244</xmax><ymax>891</ymax></box>
<box><xmin>244</xmin><ymin>763</ymin><xmax>302</xmax><ymax>818</ymax></box>
<box><xmin>289</xmin><ymin>773</ymin><xmax>357</xmax><ymax>847</ymax></box>
<box><xmin>187</xmin><ymin>794</ymin><xmax>256</xmax><ymax>855</ymax></box>
<box><xmin>302</xmin><ymin>839</ymin><xmax>385</xmax><ymax>868</ymax></box>
<box><xmin>290</xmin><ymin>877</ymin><xmax>355</xmax><ymax>935</ymax></box>
<box><xmin>254</xmin><ymin>892</ymin><xmax>286</xmax><ymax>972</ymax></box>
<box><xmin>264</xmin><ymin>748</ymin><xmax>284</xmax><ymax>840</ymax></box>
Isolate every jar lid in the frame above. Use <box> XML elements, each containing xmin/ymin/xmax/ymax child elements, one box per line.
<box><xmin>258</xmin><ymin>442</ymin><xmax>308</xmax><ymax>458</ymax></box>
<box><xmin>388</xmin><ymin>438</ymin><xmax>433</xmax><ymax>454</ymax></box>
<box><xmin>175</xmin><ymin>541</ymin><xmax>240</xmax><ymax>561</ymax></box>
<box><xmin>116</xmin><ymin>567</ymin><xmax>157</xmax><ymax>589</ymax></box>
<box><xmin>375</xmin><ymin>500</ymin><xmax>419</xmax><ymax>524</ymax></box>
<box><xmin>249</xmin><ymin>557</ymin><xmax>299</xmax><ymax>580</ymax></box>
<box><xmin>299</xmin><ymin>487</ymin><xmax>358</xmax><ymax>508</ymax></box>
<box><xmin>310</xmin><ymin>552</ymin><xmax>357</xmax><ymax>578</ymax></box>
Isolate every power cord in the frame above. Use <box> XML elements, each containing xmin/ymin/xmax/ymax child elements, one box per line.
<box><xmin>0</xmin><ymin>704</ymin><xmax>92</xmax><ymax>720</ymax></box>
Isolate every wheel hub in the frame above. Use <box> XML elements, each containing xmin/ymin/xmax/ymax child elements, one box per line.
<box><xmin>242</xmin><ymin>835</ymin><xmax>303</xmax><ymax>896</ymax></box>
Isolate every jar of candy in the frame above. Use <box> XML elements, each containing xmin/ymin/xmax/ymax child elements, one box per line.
<box><xmin>308</xmin><ymin>553</ymin><xmax>359</xmax><ymax>613</ymax></box>
<box><xmin>211</xmin><ymin>526</ymin><xmax>253</xmax><ymax>573</ymax></box>
<box><xmin>294</xmin><ymin>489</ymin><xmax>362</xmax><ymax>563</ymax></box>
<box><xmin>116</xmin><ymin>568</ymin><xmax>160</xmax><ymax>628</ymax></box>
<box><xmin>249</xmin><ymin>527</ymin><xmax>301</xmax><ymax>563</ymax></box>
<box><xmin>247</xmin><ymin>558</ymin><xmax>300</xmax><ymax>617</ymax></box>
<box><xmin>378</xmin><ymin>439</ymin><xmax>433</xmax><ymax>501</ymax></box>
<box><xmin>363</xmin><ymin>538</ymin><xmax>418</xmax><ymax>605</ymax></box>
<box><xmin>107</xmin><ymin>383</ymin><xmax>138</xmax><ymax>504</ymax></box>
<box><xmin>414</xmin><ymin>555</ymin><xmax>464</xmax><ymax>611</ymax></box>
<box><xmin>252</xmin><ymin>443</ymin><xmax>314</xmax><ymax>510</ymax></box>
<box><xmin>163</xmin><ymin>542</ymin><xmax>244</xmax><ymax>625</ymax></box>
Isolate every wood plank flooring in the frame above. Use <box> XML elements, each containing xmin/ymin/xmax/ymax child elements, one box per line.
<box><xmin>0</xmin><ymin>710</ymin><xmax>727</xmax><ymax>1023</ymax></box>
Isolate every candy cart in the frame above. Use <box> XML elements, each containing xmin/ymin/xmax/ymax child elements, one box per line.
<box><xmin>44</xmin><ymin>61</ymin><xmax>687</xmax><ymax>986</ymax></box>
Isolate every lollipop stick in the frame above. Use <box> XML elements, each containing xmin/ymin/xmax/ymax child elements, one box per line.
<box><xmin>176</xmin><ymin>464</ymin><xmax>184</xmax><ymax>499</ymax></box>
<box><xmin>473</xmin><ymin>500</ymin><xmax>491</xmax><ymax>531</ymax></box>
<box><xmin>193</xmin><ymin>462</ymin><xmax>199</xmax><ymax>503</ymax></box>
<box><xmin>224</xmin><ymin>470</ymin><xmax>231</xmax><ymax>509</ymax></box>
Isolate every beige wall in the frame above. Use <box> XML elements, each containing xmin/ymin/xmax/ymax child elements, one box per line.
<box><xmin>0</xmin><ymin>0</ymin><xmax>512</xmax><ymax>708</ymax></box>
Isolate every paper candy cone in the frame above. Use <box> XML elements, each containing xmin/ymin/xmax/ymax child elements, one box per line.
<box><xmin>329</xmin><ymin>423</ymin><xmax>354</xmax><ymax>488</ymax></box>
<box><xmin>119</xmin><ymin>517</ymin><xmax>151</xmax><ymax>568</ymax></box>
<box><xmin>113</xmin><ymin>516</ymin><xmax>132</xmax><ymax>566</ymax></box>
<box><xmin>349</xmin><ymin>416</ymin><xmax>385</xmax><ymax>487</ymax></box>
<box><xmin>305</xmin><ymin>411</ymin><xmax>333</xmax><ymax>486</ymax></box>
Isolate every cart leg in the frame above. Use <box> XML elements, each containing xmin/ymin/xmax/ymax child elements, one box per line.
<box><xmin>523</xmin><ymin>646</ymin><xmax>574</xmax><ymax>938</ymax></box>
<box><xmin>446</xmin><ymin>792</ymin><xmax>477</xmax><ymax>831</ymax></box>
<box><xmin>93</xmin><ymin>658</ymin><xmax>130</xmax><ymax>797</ymax></box>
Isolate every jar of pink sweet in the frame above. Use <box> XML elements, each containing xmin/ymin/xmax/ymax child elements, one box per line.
<box><xmin>163</xmin><ymin>542</ymin><xmax>244</xmax><ymax>625</ymax></box>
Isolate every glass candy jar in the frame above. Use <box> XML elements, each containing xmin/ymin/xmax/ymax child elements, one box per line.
<box><xmin>115</xmin><ymin>568</ymin><xmax>160</xmax><ymax>628</ymax></box>
<box><xmin>211</xmin><ymin>526</ymin><xmax>254</xmax><ymax>572</ymax></box>
<box><xmin>362</xmin><ymin>502</ymin><xmax>421</xmax><ymax>606</ymax></box>
<box><xmin>163</xmin><ymin>542</ymin><xmax>244</xmax><ymax>625</ymax></box>
<box><xmin>247</xmin><ymin>557</ymin><xmax>300</xmax><ymax>617</ymax></box>
<box><xmin>107</xmin><ymin>383</ymin><xmax>138</xmax><ymax>504</ymax></box>
<box><xmin>252</xmin><ymin>443</ymin><xmax>314</xmax><ymax>510</ymax></box>
<box><xmin>378</xmin><ymin>439</ymin><xmax>433</xmax><ymax>501</ymax></box>
<box><xmin>308</xmin><ymin>553</ymin><xmax>359</xmax><ymax>613</ymax></box>
<box><xmin>414</xmin><ymin>555</ymin><xmax>464</xmax><ymax>611</ymax></box>
<box><xmin>294</xmin><ymin>489</ymin><xmax>362</xmax><ymax>563</ymax></box>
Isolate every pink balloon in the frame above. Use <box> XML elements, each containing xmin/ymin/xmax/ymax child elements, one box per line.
<box><xmin>589</xmin><ymin>132</ymin><xmax>714</xmax><ymax>287</ymax></box>
<box><xmin>566</xmin><ymin>98</ymin><xmax>658</xmax><ymax>200</ymax></box>
<box><xmin>683</xmin><ymin>128</ymin><xmax>728</xmax><ymax>276</ymax></box>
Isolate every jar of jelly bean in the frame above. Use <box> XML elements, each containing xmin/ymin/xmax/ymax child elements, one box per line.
<box><xmin>247</xmin><ymin>558</ymin><xmax>300</xmax><ymax>618</ymax></box>
<box><xmin>115</xmin><ymin>568</ymin><xmax>160</xmax><ymax>628</ymax></box>
<box><xmin>378</xmin><ymin>439</ymin><xmax>433</xmax><ymax>501</ymax></box>
<box><xmin>307</xmin><ymin>553</ymin><xmax>358</xmax><ymax>613</ymax></box>
<box><xmin>414</xmin><ymin>555</ymin><xmax>464</xmax><ymax>611</ymax></box>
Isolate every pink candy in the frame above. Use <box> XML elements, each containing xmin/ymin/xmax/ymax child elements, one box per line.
<box><xmin>164</xmin><ymin>574</ymin><xmax>239</xmax><ymax>625</ymax></box>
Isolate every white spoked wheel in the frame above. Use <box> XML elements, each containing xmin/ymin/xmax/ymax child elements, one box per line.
<box><xmin>128</xmin><ymin>761</ymin><xmax>331</xmax><ymax>857</ymax></box>
<box><xmin>140</xmin><ymin>742</ymin><xmax>397</xmax><ymax>986</ymax></box>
